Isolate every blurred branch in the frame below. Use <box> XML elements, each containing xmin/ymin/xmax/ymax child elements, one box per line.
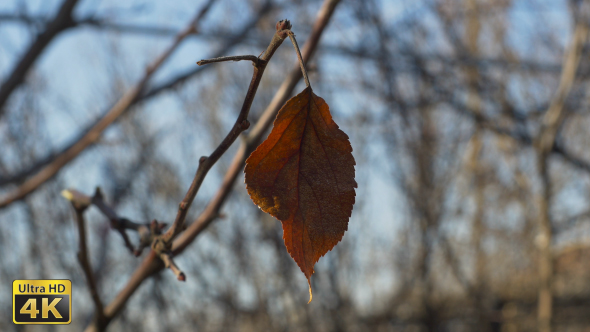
<box><xmin>196</xmin><ymin>55</ymin><xmax>260</xmax><ymax>65</ymax></box>
<box><xmin>0</xmin><ymin>0</ymin><xmax>217</xmax><ymax>208</ymax></box>
<box><xmin>0</xmin><ymin>14</ymin><xmax>270</xmax><ymax>39</ymax></box>
<box><xmin>440</xmin><ymin>235</ymin><xmax>475</xmax><ymax>295</ymax></box>
<box><xmin>0</xmin><ymin>13</ymin><xmax>217</xmax><ymax>37</ymax></box>
<box><xmin>90</xmin><ymin>188</ymin><xmax>148</xmax><ymax>255</ymax></box>
<box><xmin>158</xmin><ymin>250</ymin><xmax>185</xmax><ymax>281</ymax></box>
<box><xmin>556</xmin><ymin>208</ymin><xmax>590</xmax><ymax>230</ymax></box>
<box><xmin>157</xmin><ymin>19</ymin><xmax>292</xmax><ymax>273</ymax></box>
<box><xmin>462</xmin><ymin>1</ymin><xmax>489</xmax><ymax>328</ymax></box>
<box><xmin>78</xmin><ymin>18</ymin><xmax>180</xmax><ymax>36</ymax></box>
<box><xmin>62</xmin><ymin>188</ymin><xmax>155</xmax><ymax>256</ymax></box>
<box><xmin>83</xmin><ymin>1</ymin><xmax>341</xmax><ymax>330</ymax></box>
<box><xmin>174</xmin><ymin>0</ymin><xmax>341</xmax><ymax>254</ymax></box>
<box><xmin>450</xmin><ymin>93</ymin><xmax>590</xmax><ymax>174</ymax></box>
<box><xmin>65</xmin><ymin>195</ymin><xmax>106</xmax><ymax>330</ymax></box>
<box><xmin>534</xmin><ymin>9</ymin><xmax>588</xmax><ymax>332</ymax></box>
<box><xmin>0</xmin><ymin>1</ymin><xmax>273</xmax><ymax>190</ymax></box>
<box><xmin>7</xmin><ymin>9</ymin><xmax>575</xmax><ymax>77</ymax></box>
<box><xmin>0</xmin><ymin>0</ymin><xmax>80</xmax><ymax>117</ymax></box>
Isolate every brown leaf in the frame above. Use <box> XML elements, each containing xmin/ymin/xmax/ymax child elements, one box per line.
<box><xmin>245</xmin><ymin>86</ymin><xmax>356</xmax><ymax>302</ymax></box>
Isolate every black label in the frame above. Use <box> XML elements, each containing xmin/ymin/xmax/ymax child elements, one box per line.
<box><xmin>14</xmin><ymin>295</ymin><xmax>70</xmax><ymax>323</ymax></box>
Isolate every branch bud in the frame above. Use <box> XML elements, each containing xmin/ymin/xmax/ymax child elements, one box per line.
<box><xmin>276</xmin><ymin>19</ymin><xmax>292</xmax><ymax>32</ymax></box>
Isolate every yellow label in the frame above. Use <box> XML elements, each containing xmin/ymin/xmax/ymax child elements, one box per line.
<box><xmin>13</xmin><ymin>280</ymin><xmax>72</xmax><ymax>324</ymax></box>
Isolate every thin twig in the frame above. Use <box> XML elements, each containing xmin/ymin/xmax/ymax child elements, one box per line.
<box><xmin>68</xmin><ymin>200</ymin><xmax>106</xmax><ymax>329</ymax></box>
<box><xmin>173</xmin><ymin>0</ymin><xmax>340</xmax><ymax>260</ymax></box>
<box><xmin>159</xmin><ymin>251</ymin><xmax>185</xmax><ymax>281</ymax></box>
<box><xmin>0</xmin><ymin>0</ymin><xmax>217</xmax><ymax>208</ymax></box>
<box><xmin>62</xmin><ymin>188</ymin><xmax>153</xmax><ymax>255</ymax></box>
<box><xmin>287</xmin><ymin>31</ymin><xmax>310</xmax><ymax>87</ymax></box>
<box><xmin>83</xmin><ymin>2</ymin><xmax>341</xmax><ymax>330</ymax></box>
<box><xmin>161</xmin><ymin>20</ymin><xmax>292</xmax><ymax>245</ymax></box>
<box><xmin>90</xmin><ymin>188</ymin><xmax>143</xmax><ymax>254</ymax></box>
<box><xmin>197</xmin><ymin>55</ymin><xmax>260</xmax><ymax>66</ymax></box>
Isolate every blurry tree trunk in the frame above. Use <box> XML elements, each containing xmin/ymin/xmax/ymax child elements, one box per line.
<box><xmin>535</xmin><ymin>153</ymin><xmax>552</xmax><ymax>332</ymax></box>
<box><xmin>534</xmin><ymin>8</ymin><xmax>588</xmax><ymax>332</ymax></box>
<box><xmin>415</xmin><ymin>104</ymin><xmax>439</xmax><ymax>332</ymax></box>
<box><xmin>464</xmin><ymin>1</ymin><xmax>489</xmax><ymax>330</ymax></box>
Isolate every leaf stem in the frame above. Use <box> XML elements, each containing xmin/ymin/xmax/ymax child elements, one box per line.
<box><xmin>287</xmin><ymin>31</ymin><xmax>310</xmax><ymax>88</ymax></box>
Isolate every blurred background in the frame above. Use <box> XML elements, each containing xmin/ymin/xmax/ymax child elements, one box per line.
<box><xmin>1</xmin><ymin>0</ymin><xmax>590</xmax><ymax>331</ymax></box>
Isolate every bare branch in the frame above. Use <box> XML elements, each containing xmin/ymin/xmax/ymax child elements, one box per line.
<box><xmin>0</xmin><ymin>14</ymin><xmax>179</xmax><ymax>36</ymax></box>
<box><xmin>64</xmin><ymin>193</ymin><xmax>106</xmax><ymax>330</ymax></box>
<box><xmin>90</xmin><ymin>188</ymin><xmax>142</xmax><ymax>255</ymax></box>
<box><xmin>83</xmin><ymin>1</ymin><xmax>341</xmax><ymax>330</ymax></box>
<box><xmin>161</xmin><ymin>20</ymin><xmax>296</xmax><ymax>246</ymax></box>
<box><xmin>174</xmin><ymin>0</ymin><xmax>342</xmax><ymax>254</ymax></box>
<box><xmin>0</xmin><ymin>0</ymin><xmax>80</xmax><ymax>117</ymax></box>
<box><xmin>0</xmin><ymin>0</ymin><xmax>217</xmax><ymax>208</ymax></box>
<box><xmin>534</xmin><ymin>10</ymin><xmax>588</xmax><ymax>332</ymax></box>
<box><xmin>450</xmin><ymin>96</ymin><xmax>590</xmax><ymax>174</ymax></box>
<box><xmin>0</xmin><ymin>0</ymin><xmax>273</xmax><ymax>193</ymax></box>
<box><xmin>197</xmin><ymin>55</ymin><xmax>261</xmax><ymax>66</ymax></box>
<box><xmin>62</xmin><ymin>188</ymin><xmax>158</xmax><ymax>256</ymax></box>
<box><xmin>159</xmin><ymin>251</ymin><xmax>185</xmax><ymax>281</ymax></box>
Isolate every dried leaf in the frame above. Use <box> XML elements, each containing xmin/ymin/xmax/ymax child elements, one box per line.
<box><xmin>245</xmin><ymin>86</ymin><xmax>356</xmax><ymax>302</ymax></box>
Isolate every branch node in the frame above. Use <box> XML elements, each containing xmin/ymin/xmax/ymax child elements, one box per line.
<box><xmin>240</xmin><ymin>119</ymin><xmax>250</xmax><ymax>130</ymax></box>
<box><xmin>151</xmin><ymin>237</ymin><xmax>169</xmax><ymax>252</ymax></box>
<box><xmin>199</xmin><ymin>156</ymin><xmax>207</xmax><ymax>164</ymax></box>
<box><xmin>278</xmin><ymin>29</ymin><xmax>290</xmax><ymax>39</ymax></box>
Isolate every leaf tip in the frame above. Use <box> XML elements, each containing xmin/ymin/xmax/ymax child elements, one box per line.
<box><xmin>307</xmin><ymin>280</ymin><xmax>313</xmax><ymax>303</ymax></box>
